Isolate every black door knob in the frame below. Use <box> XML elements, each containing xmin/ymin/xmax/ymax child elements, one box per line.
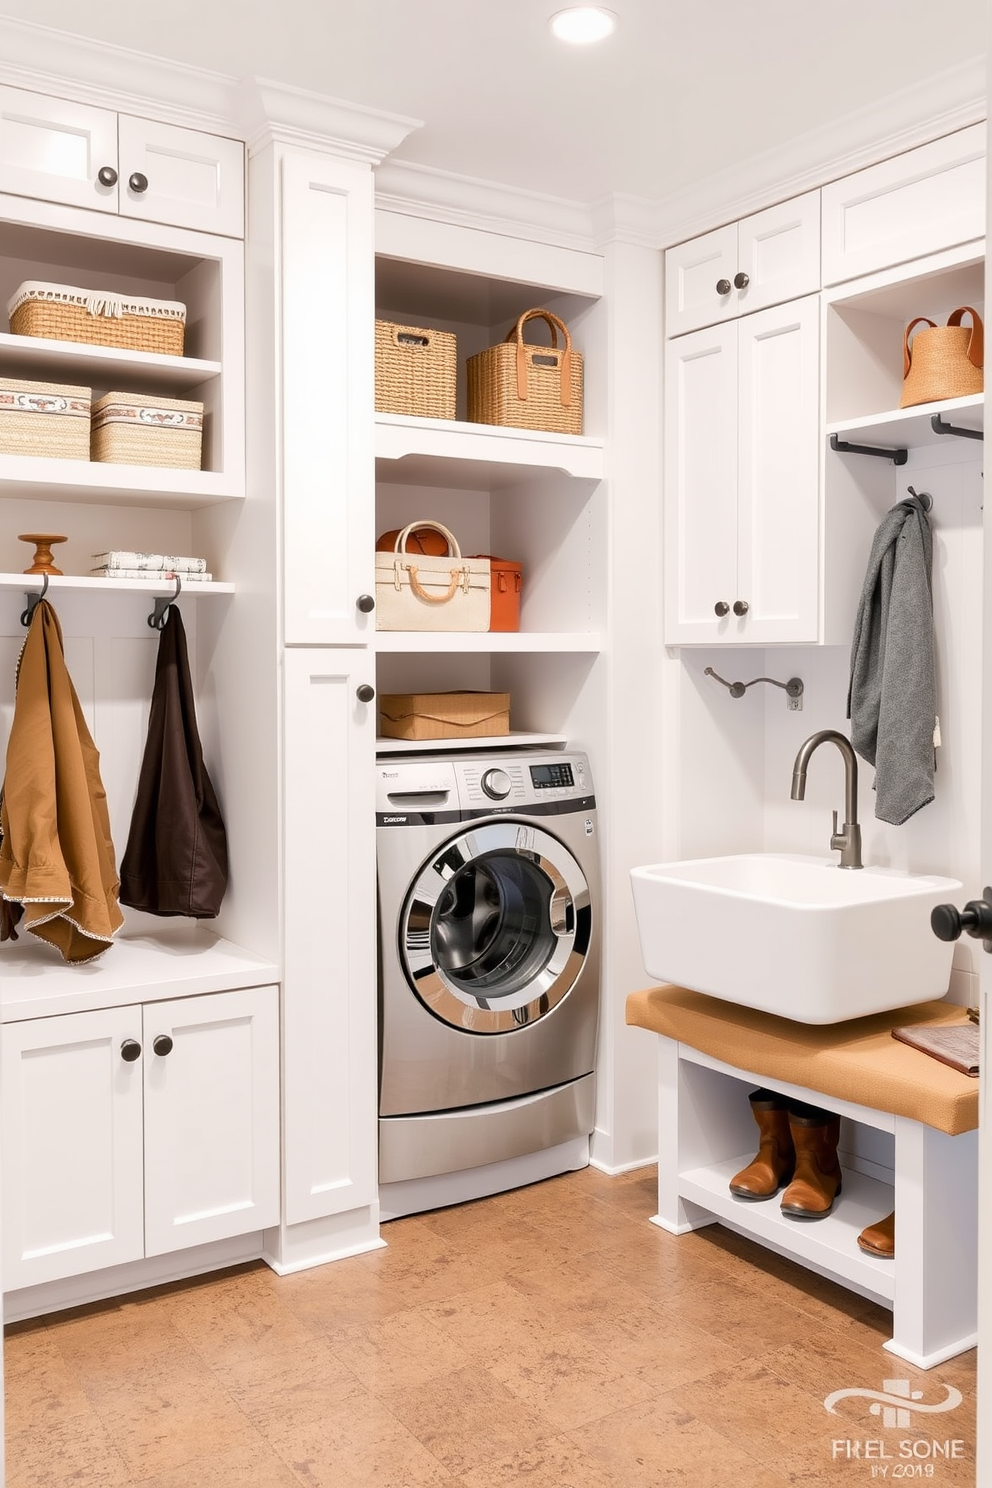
<box><xmin>356</xmin><ymin>594</ymin><xmax>375</xmax><ymax>613</ymax></box>
<box><xmin>733</xmin><ymin>599</ymin><xmax>749</xmax><ymax>616</ymax></box>
<box><xmin>128</xmin><ymin>171</ymin><xmax>149</xmax><ymax>194</ymax></box>
<box><xmin>733</xmin><ymin>271</ymin><xmax>750</xmax><ymax>290</ymax></box>
<box><xmin>356</xmin><ymin>684</ymin><xmax>375</xmax><ymax>703</ymax></box>
<box><xmin>152</xmin><ymin>1034</ymin><xmax>174</xmax><ymax>1057</ymax></box>
<box><xmin>931</xmin><ymin>891</ymin><xmax>992</xmax><ymax>946</ymax></box>
<box><xmin>97</xmin><ymin>165</ymin><xmax>118</xmax><ymax>187</ymax></box>
<box><xmin>714</xmin><ymin>601</ymin><xmax>730</xmax><ymax>617</ymax></box>
<box><xmin>120</xmin><ymin>1039</ymin><xmax>142</xmax><ymax>1062</ymax></box>
<box><xmin>716</xmin><ymin>278</ymin><xmax>732</xmax><ymax>296</ymax></box>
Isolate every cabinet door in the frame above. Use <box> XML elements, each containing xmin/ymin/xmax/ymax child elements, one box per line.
<box><xmin>2</xmin><ymin>1007</ymin><xmax>145</xmax><ymax>1289</ymax></box>
<box><xmin>737</xmin><ymin>192</ymin><xmax>820</xmax><ymax>317</ymax></box>
<box><xmin>142</xmin><ymin>987</ymin><xmax>280</xmax><ymax>1257</ymax></box>
<box><xmin>281</xmin><ymin>151</ymin><xmax>376</xmax><ymax>644</ymax></box>
<box><xmin>821</xmin><ymin>124</ymin><xmax>986</xmax><ymax>286</ymax></box>
<box><xmin>282</xmin><ymin>648</ymin><xmax>377</xmax><ymax>1225</ymax></box>
<box><xmin>663</xmin><ymin>321</ymin><xmax>739</xmax><ymax>643</ymax></box>
<box><xmin>736</xmin><ymin>296</ymin><xmax>820</xmax><ymax>644</ymax></box>
<box><xmin>117</xmin><ymin>115</ymin><xmax>245</xmax><ymax>238</ymax></box>
<box><xmin>665</xmin><ymin>222</ymin><xmax>738</xmax><ymax>337</ymax></box>
<box><xmin>0</xmin><ymin>84</ymin><xmax>118</xmax><ymax>213</ymax></box>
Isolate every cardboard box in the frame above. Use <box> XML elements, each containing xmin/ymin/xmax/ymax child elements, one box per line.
<box><xmin>378</xmin><ymin>690</ymin><xmax>510</xmax><ymax>741</ymax></box>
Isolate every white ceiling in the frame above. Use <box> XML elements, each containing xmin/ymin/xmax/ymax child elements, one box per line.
<box><xmin>0</xmin><ymin>0</ymin><xmax>987</xmax><ymax>207</ymax></box>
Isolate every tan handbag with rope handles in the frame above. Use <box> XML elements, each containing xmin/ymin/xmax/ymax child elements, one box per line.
<box><xmin>900</xmin><ymin>306</ymin><xmax>984</xmax><ymax>407</ymax></box>
<box><xmin>467</xmin><ymin>308</ymin><xmax>584</xmax><ymax>433</ymax></box>
<box><xmin>374</xmin><ymin>520</ymin><xmax>490</xmax><ymax>632</ymax></box>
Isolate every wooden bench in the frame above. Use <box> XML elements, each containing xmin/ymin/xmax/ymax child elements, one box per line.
<box><xmin>626</xmin><ymin>985</ymin><xmax>979</xmax><ymax>1369</ymax></box>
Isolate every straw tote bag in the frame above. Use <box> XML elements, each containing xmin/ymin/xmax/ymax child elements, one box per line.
<box><xmin>375</xmin><ymin>520</ymin><xmax>490</xmax><ymax>632</ymax></box>
<box><xmin>467</xmin><ymin>308</ymin><xmax>583</xmax><ymax>434</ymax></box>
<box><xmin>900</xmin><ymin>306</ymin><xmax>984</xmax><ymax>407</ymax></box>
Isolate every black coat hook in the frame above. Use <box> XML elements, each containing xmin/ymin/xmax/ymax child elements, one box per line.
<box><xmin>20</xmin><ymin>572</ymin><xmax>49</xmax><ymax>626</ymax></box>
<box><xmin>148</xmin><ymin>574</ymin><xmax>182</xmax><ymax>629</ymax></box>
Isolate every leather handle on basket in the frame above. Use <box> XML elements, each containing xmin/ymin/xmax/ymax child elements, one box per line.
<box><xmin>903</xmin><ymin>317</ymin><xmax>937</xmax><ymax>377</ymax></box>
<box><xmin>394</xmin><ymin>519</ymin><xmax>461</xmax><ymax>558</ymax></box>
<box><xmin>406</xmin><ymin>565</ymin><xmax>465</xmax><ymax>604</ymax></box>
<box><xmin>946</xmin><ymin>306</ymin><xmax>985</xmax><ymax>369</ymax></box>
<box><xmin>507</xmin><ymin>308</ymin><xmax>573</xmax><ymax>406</ymax></box>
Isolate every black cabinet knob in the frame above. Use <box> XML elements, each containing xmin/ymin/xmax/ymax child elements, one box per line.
<box><xmin>120</xmin><ymin>1039</ymin><xmax>142</xmax><ymax>1062</ymax></box>
<box><xmin>152</xmin><ymin>1034</ymin><xmax>174</xmax><ymax>1057</ymax></box>
<box><xmin>356</xmin><ymin>594</ymin><xmax>375</xmax><ymax>613</ymax></box>
<box><xmin>733</xmin><ymin>271</ymin><xmax>750</xmax><ymax>290</ymax></box>
<box><xmin>714</xmin><ymin>601</ymin><xmax>730</xmax><ymax>617</ymax></box>
<box><xmin>733</xmin><ymin>599</ymin><xmax>749</xmax><ymax>616</ymax></box>
<box><xmin>932</xmin><ymin>891</ymin><xmax>992</xmax><ymax>945</ymax></box>
<box><xmin>97</xmin><ymin>165</ymin><xmax>118</xmax><ymax>187</ymax></box>
<box><xmin>356</xmin><ymin>684</ymin><xmax>375</xmax><ymax>703</ymax></box>
<box><xmin>128</xmin><ymin>171</ymin><xmax>149</xmax><ymax>194</ymax></box>
<box><xmin>716</xmin><ymin>278</ymin><xmax>732</xmax><ymax>296</ymax></box>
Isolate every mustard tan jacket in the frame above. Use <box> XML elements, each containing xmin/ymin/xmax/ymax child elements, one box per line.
<box><xmin>0</xmin><ymin>599</ymin><xmax>123</xmax><ymax>962</ymax></box>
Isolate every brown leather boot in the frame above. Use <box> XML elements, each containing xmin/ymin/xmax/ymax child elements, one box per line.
<box><xmin>780</xmin><ymin>1114</ymin><xmax>842</xmax><ymax>1219</ymax></box>
<box><xmin>729</xmin><ymin>1094</ymin><xmax>795</xmax><ymax>1200</ymax></box>
<box><xmin>858</xmin><ymin>1211</ymin><xmax>895</xmax><ymax>1257</ymax></box>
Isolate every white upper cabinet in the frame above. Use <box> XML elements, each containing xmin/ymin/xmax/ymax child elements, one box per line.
<box><xmin>665</xmin><ymin>192</ymin><xmax>820</xmax><ymax>337</ymax></box>
<box><xmin>821</xmin><ymin>124</ymin><xmax>985</xmax><ymax>286</ymax></box>
<box><xmin>0</xmin><ymin>84</ymin><xmax>244</xmax><ymax>237</ymax></box>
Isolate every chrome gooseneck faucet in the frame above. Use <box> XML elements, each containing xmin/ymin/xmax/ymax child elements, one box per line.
<box><xmin>790</xmin><ymin>730</ymin><xmax>863</xmax><ymax>870</ymax></box>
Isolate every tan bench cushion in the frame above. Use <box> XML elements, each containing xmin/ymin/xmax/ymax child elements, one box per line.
<box><xmin>625</xmin><ymin>985</ymin><xmax>978</xmax><ymax>1136</ymax></box>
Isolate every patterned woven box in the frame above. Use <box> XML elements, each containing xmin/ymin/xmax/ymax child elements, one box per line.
<box><xmin>90</xmin><ymin>392</ymin><xmax>203</xmax><ymax>469</ymax></box>
<box><xmin>0</xmin><ymin>377</ymin><xmax>91</xmax><ymax>460</ymax></box>
<box><xmin>375</xmin><ymin>320</ymin><xmax>456</xmax><ymax>419</ymax></box>
<box><xmin>8</xmin><ymin>281</ymin><xmax>186</xmax><ymax>357</ymax></box>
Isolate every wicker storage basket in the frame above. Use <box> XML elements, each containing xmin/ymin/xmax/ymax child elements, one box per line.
<box><xmin>901</xmin><ymin>306</ymin><xmax>984</xmax><ymax>407</ymax></box>
<box><xmin>8</xmin><ymin>281</ymin><xmax>186</xmax><ymax>357</ymax></box>
<box><xmin>0</xmin><ymin>377</ymin><xmax>91</xmax><ymax>460</ymax></box>
<box><xmin>378</xmin><ymin>691</ymin><xmax>511</xmax><ymax>741</ymax></box>
<box><xmin>375</xmin><ymin>320</ymin><xmax>456</xmax><ymax>419</ymax></box>
<box><xmin>91</xmin><ymin>392</ymin><xmax>203</xmax><ymax>469</ymax></box>
<box><xmin>467</xmin><ymin>308</ymin><xmax>583</xmax><ymax>434</ymax></box>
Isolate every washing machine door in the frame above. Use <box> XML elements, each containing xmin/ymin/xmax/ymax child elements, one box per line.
<box><xmin>399</xmin><ymin>818</ymin><xmax>592</xmax><ymax>1034</ymax></box>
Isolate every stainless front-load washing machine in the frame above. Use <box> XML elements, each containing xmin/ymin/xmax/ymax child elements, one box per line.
<box><xmin>376</xmin><ymin>749</ymin><xmax>600</xmax><ymax>1218</ymax></box>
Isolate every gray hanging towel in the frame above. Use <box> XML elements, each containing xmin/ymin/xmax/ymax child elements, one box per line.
<box><xmin>847</xmin><ymin>491</ymin><xmax>934</xmax><ymax>826</ymax></box>
<box><xmin>120</xmin><ymin>605</ymin><xmax>228</xmax><ymax>917</ymax></box>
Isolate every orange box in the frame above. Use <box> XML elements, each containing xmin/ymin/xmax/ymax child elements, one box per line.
<box><xmin>471</xmin><ymin>555</ymin><xmax>522</xmax><ymax>631</ymax></box>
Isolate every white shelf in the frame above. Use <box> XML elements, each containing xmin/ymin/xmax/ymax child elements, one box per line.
<box><xmin>375</xmin><ymin>411</ymin><xmax>605</xmax><ymax>487</ymax></box>
<box><xmin>0</xmin><ymin>571</ymin><xmax>233</xmax><ymax>596</ymax></box>
<box><xmin>0</xmin><ymin>331</ymin><xmax>221</xmax><ymax>394</ymax></box>
<box><xmin>827</xmin><ymin>393</ymin><xmax>983</xmax><ymax>452</ymax></box>
<box><xmin>376</xmin><ymin>730</ymin><xmax>567</xmax><ymax>755</ymax></box>
<box><xmin>0</xmin><ymin>454</ymin><xmax>242</xmax><ymax>508</ymax></box>
<box><xmin>678</xmin><ymin>1156</ymin><xmax>895</xmax><ymax>1303</ymax></box>
<box><xmin>374</xmin><ymin>630</ymin><xmax>602</xmax><ymax>653</ymax></box>
<box><xmin>0</xmin><ymin>930</ymin><xmax>279</xmax><ymax>1023</ymax></box>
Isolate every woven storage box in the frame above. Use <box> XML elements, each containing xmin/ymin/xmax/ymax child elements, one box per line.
<box><xmin>467</xmin><ymin>308</ymin><xmax>583</xmax><ymax>434</ymax></box>
<box><xmin>0</xmin><ymin>377</ymin><xmax>91</xmax><ymax>460</ymax></box>
<box><xmin>378</xmin><ymin>691</ymin><xmax>511</xmax><ymax>742</ymax></box>
<box><xmin>375</xmin><ymin>320</ymin><xmax>456</xmax><ymax>419</ymax></box>
<box><xmin>91</xmin><ymin>392</ymin><xmax>203</xmax><ymax>469</ymax></box>
<box><xmin>8</xmin><ymin>281</ymin><xmax>186</xmax><ymax>356</ymax></box>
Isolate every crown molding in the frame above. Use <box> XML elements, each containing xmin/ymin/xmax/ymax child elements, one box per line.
<box><xmin>650</xmin><ymin>57</ymin><xmax>986</xmax><ymax>247</ymax></box>
<box><xmin>0</xmin><ymin>16</ymin><xmax>240</xmax><ymax>134</ymax></box>
<box><xmin>590</xmin><ymin>194</ymin><xmax>663</xmax><ymax>250</ymax></box>
<box><xmin>237</xmin><ymin>78</ymin><xmax>421</xmax><ymax>164</ymax></box>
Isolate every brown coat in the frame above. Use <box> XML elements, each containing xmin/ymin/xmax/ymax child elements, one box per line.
<box><xmin>0</xmin><ymin>600</ymin><xmax>123</xmax><ymax>962</ymax></box>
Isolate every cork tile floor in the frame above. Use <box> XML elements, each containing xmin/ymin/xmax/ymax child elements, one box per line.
<box><xmin>4</xmin><ymin>1164</ymin><xmax>977</xmax><ymax>1487</ymax></box>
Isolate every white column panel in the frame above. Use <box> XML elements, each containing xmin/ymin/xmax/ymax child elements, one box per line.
<box><xmin>282</xmin><ymin>648</ymin><xmax>377</xmax><ymax>1224</ymax></box>
<box><xmin>2</xmin><ymin>1007</ymin><xmax>144</xmax><ymax>1289</ymax></box>
<box><xmin>142</xmin><ymin>986</ymin><xmax>280</xmax><ymax>1256</ymax></box>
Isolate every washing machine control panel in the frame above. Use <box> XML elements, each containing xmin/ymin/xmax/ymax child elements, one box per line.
<box><xmin>481</xmin><ymin>767</ymin><xmax>512</xmax><ymax>799</ymax></box>
<box><xmin>529</xmin><ymin>761</ymin><xmax>574</xmax><ymax>791</ymax></box>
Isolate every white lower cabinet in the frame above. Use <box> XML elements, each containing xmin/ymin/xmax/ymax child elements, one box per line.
<box><xmin>664</xmin><ymin>294</ymin><xmax>820</xmax><ymax>645</ymax></box>
<box><xmin>2</xmin><ymin>985</ymin><xmax>279</xmax><ymax>1290</ymax></box>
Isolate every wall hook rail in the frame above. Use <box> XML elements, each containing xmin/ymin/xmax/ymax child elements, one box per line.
<box><xmin>148</xmin><ymin>574</ymin><xmax>182</xmax><ymax>630</ymax></box>
<box><xmin>705</xmin><ymin>667</ymin><xmax>804</xmax><ymax>710</ymax></box>
<box><xmin>20</xmin><ymin>572</ymin><xmax>49</xmax><ymax>627</ymax></box>
<box><xmin>930</xmin><ymin>413</ymin><xmax>983</xmax><ymax>442</ymax></box>
<box><xmin>830</xmin><ymin>433</ymin><xmax>908</xmax><ymax>466</ymax></box>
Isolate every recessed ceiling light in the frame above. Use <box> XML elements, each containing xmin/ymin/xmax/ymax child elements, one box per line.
<box><xmin>549</xmin><ymin>7</ymin><xmax>618</xmax><ymax>44</ymax></box>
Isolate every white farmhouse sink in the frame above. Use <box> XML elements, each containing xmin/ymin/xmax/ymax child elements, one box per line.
<box><xmin>630</xmin><ymin>853</ymin><xmax>963</xmax><ymax>1024</ymax></box>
